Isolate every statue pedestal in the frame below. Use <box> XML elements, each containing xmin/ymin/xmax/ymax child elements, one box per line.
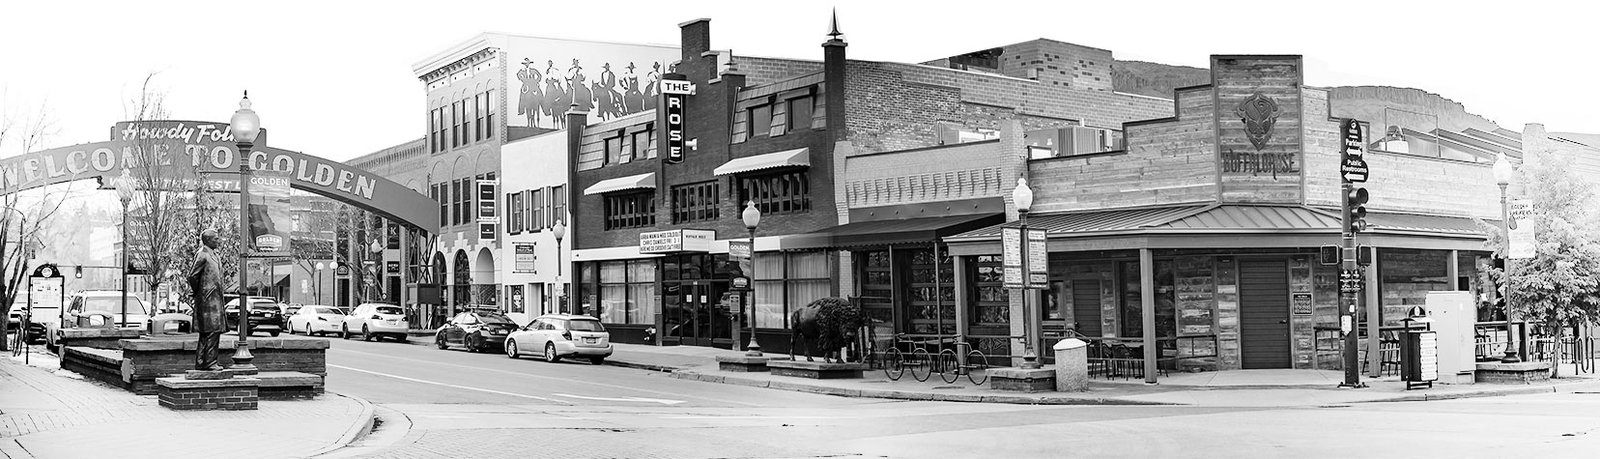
<box><xmin>768</xmin><ymin>360</ymin><xmax>866</xmax><ymax>379</ymax></box>
<box><xmin>157</xmin><ymin>376</ymin><xmax>259</xmax><ymax>411</ymax></box>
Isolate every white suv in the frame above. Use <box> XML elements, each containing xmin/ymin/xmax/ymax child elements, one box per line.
<box><xmin>341</xmin><ymin>303</ymin><xmax>408</xmax><ymax>342</ymax></box>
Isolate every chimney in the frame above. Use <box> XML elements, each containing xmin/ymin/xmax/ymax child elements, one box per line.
<box><xmin>823</xmin><ymin>10</ymin><xmax>847</xmax><ymax>141</ymax></box>
<box><xmin>680</xmin><ymin>18</ymin><xmax>711</xmax><ymax>62</ymax></box>
<box><xmin>564</xmin><ymin>102</ymin><xmax>586</xmax><ymax>257</ymax></box>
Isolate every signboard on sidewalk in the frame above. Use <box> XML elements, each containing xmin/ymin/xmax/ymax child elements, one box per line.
<box><xmin>1001</xmin><ymin>227</ymin><xmax>1047</xmax><ymax>289</ymax></box>
<box><xmin>248</xmin><ymin>168</ymin><xmax>292</xmax><ymax>257</ymax></box>
<box><xmin>1508</xmin><ymin>198</ymin><xmax>1535</xmax><ymax>259</ymax></box>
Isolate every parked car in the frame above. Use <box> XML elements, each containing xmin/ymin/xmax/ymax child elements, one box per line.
<box><xmin>287</xmin><ymin>305</ymin><xmax>346</xmax><ymax>337</ymax></box>
<box><xmin>223</xmin><ymin>297</ymin><xmax>286</xmax><ymax>337</ymax></box>
<box><xmin>504</xmin><ymin>314</ymin><xmax>612</xmax><ymax>364</ymax></box>
<box><xmin>435</xmin><ymin>310</ymin><xmax>517</xmax><ymax>352</ymax></box>
<box><xmin>341</xmin><ymin>303</ymin><xmax>408</xmax><ymax>342</ymax></box>
<box><xmin>42</xmin><ymin>291</ymin><xmax>149</xmax><ymax>350</ymax></box>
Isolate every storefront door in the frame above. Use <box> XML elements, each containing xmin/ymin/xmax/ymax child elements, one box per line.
<box><xmin>666</xmin><ymin>282</ymin><xmax>731</xmax><ymax>347</ymax></box>
<box><xmin>1239</xmin><ymin>259</ymin><xmax>1291</xmax><ymax>369</ymax></box>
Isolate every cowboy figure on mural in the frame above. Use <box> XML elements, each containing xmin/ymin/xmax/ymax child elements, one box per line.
<box><xmin>621</xmin><ymin>62</ymin><xmax>643</xmax><ymax>114</ymax></box>
<box><xmin>517</xmin><ymin>58</ymin><xmax>545</xmax><ymax>127</ymax></box>
<box><xmin>595</xmin><ymin>62</ymin><xmax>624</xmax><ymax>121</ymax></box>
<box><xmin>567</xmin><ymin>59</ymin><xmax>595</xmax><ymax>114</ymax></box>
<box><xmin>543</xmin><ymin>59</ymin><xmax>569</xmax><ymax>129</ymax></box>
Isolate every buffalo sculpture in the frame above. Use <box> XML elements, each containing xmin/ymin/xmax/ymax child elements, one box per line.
<box><xmin>789</xmin><ymin>297</ymin><xmax>865</xmax><ymax>363</ymax></box>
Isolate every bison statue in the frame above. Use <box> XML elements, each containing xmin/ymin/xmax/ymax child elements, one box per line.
<box><xmin>789</xmin><ymin>297</ymin><xmax>865</xmax><ymax>363</ymax></box>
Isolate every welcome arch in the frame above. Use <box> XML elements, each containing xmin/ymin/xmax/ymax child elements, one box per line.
<box><xmin>0</xmin><ymin>120</ymin><xmax>439</xmax><ymax>233</ymax></box>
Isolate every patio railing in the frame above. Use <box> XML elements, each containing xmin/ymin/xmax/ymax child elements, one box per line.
<box><xmin>1080</xmin><ymin>334</ymin><xmax>1219</xmax><ymax>381</ymax></box>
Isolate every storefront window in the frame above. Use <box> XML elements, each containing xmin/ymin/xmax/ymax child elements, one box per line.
<box><xmin>1117</xmin><ymin>260</ymin><xmax>1175</xmax><ymax>338</ymax></box>
<box><xmin>1378</xmin><ymin>248</ymin><xmax>1450</xmax><ymax>327</ymax></box>
<box><xmin>578</xmin><ymin>262</ymin><xmax>596</xmax><ymax>317</ymax></box>
<box><xmin>599</xmin><ymin>261</ymin><xmax>626</xmax><ymax>323</ymax></box>
<box><xmin>753</xmin><ymin>253</ymin><xmax>785</xmax><ymax>328</ymax></box>
<box><xmin>627</xmin><ymin>260</ymin><xmax>657</xmax><ymax>325</ymax></box>
<box><xmin>785</xmin><ymin>251</ymin><xmax>831</xmax><ymax>328</ymax></box>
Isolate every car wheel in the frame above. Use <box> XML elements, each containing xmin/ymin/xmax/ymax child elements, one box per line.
<box><xmin>269</xmin><ymin>329</ymin><xmax>280</xmax><ymax>337</ymax></box>
<box><xmin>544</xmin><ymin>343</ymin><xmax>561</xmax><ymax>363</ymax></box>
<box><xmin>436</xmin><ymin>334</ymin><xmax>448</xmax><ymax>350</ymax></box>
<box><xmin>286</xmin><ymin>324</ymin><xmax>296</xmax><ymax>335</ymax></box>
<box><xmin>341</xmin><ymin>325</ymin><xmax>350</xmax><ymax>340</ymax></box>
<box><xmin>362</xmin><ymin>325</ymin><xmax>373</xmax><ymax>342</ymax></box>
<box><xmin>397</xmin><ymin>335</ymin><xmax>408</xmax><ymax>343</ymax></box>
<box><xmin>590</xmin><ymin>356</ymin><xmax>605</xmax><ymax>365</ymax></box>
<box><xmin>466</xmin><ymin>334</ymin><xmax>480</xmax><ymax>352</ymax></box>
<box><xmin>305</xmin><ymin>324</ymin><xmax>315</xmax><ymax>336</ymax></box>
<box><xmin>506</xmin><ymin>340</ymin><xmax>519</xmax><ymax>359</ymax></box>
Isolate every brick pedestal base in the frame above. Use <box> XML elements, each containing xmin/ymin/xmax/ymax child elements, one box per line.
<box><xmin>989</xmin><ymin>367</ymin><xmax>1056</xmax><ymax>392</ymax></box>
<box><xmin>768</xmin><ymin>360</ymin><xmax>866</xmax><ymax>379</ymax></box>
<box><xmin>1475</xmin><ymin>361</ymin><xmax>1551</xmax><ymax>384</ymax></box>
<box><xmin>715</xmin><ymin>355</ymin><xmax>771</xmax><ymax>372</ymax></box>
<box><xmin>157</xmin><ymin>376</ymin><xmax>260</xmax><ymax>410</ymax></box>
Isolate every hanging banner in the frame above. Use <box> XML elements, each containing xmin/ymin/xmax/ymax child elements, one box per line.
<box><xmin>1508</xmin><ymin>198</ymin><xmax>1535</xmax><ymax>259</ymax></box>
<box><xmin>661</xmin><ymin>79</ymin><xmax>689</xmax><ymax>165</ymax></box>
<box><xmin>249</xmin><ymin>168</ymin><xmax>292</xmax><ymax>257</ymax></box>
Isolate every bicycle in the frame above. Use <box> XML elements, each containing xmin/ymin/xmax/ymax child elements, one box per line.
<box><xmin>883</xmin><ymin>333</ymin><xmax>938</xmax><ymax>382</ymax></box>
<box><xmin>933</xmin><ymin>335</ymin><xmax>990</xmax><ymax>385</ymax></box>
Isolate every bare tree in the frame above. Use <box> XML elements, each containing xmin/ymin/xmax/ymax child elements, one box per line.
<box><xmin>116</xmin><ymin>73</ymin><xmax>212</xmax><ymax>312</ymax></box>
<box><xmin>0</xmin><ymin>100</ymin><xmax>70</xmax><ymax>351</ymax></box>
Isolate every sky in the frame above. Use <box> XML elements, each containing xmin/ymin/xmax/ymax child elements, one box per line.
<box><xmin>1</xmin><ymin>0</ymin><xmax>1595</xmax><ymax>161</ymax></box>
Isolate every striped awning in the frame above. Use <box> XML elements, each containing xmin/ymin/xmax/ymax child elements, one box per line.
<box><xmin>713</xmin><ymin>148</ymin><xmax>810</xmax><ymax>176</ymax></box>
<box><xmin>583</xmin><ymin>172</ymin><xmax>656</xmax><ymax>196</ymax></box>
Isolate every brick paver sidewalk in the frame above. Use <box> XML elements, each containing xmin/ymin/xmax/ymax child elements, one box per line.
<box><xmin>0</xmin><ymin>349</ymin><xmax>369</xmax><ymax>459</ymax></box>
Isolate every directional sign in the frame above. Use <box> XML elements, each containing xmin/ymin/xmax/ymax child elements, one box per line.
<box><xmin>1340</xmin><ymin>119</ymin><xmax>1368</xmax><ymax>183</ymax></box>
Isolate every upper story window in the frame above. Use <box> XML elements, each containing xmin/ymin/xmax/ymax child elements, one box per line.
<box><xmin>732</xmin><ymin>86</ymin><xmax>825</xmax><ymax>144</ymax></box>
<box><xmin>507</xmin><ymin>191</ymin><xmax>524</xmax><ymax>234</ymax></box>
<box><xmin>530</xmin><ymin>188</ymin><xmax>544</xmax><ymax>230</ymax></box>
<box><xmin>603</xmin><ymin>191</ymin><xmax>655</xmax><ymax>230</ymax></box>
<box><xmin>670</xmin><ymin>181</ymin><xmax>720</xmax><ymax>224</ymax></box>
<box><xmin>737</xmin><ymin>170</ymin><xmax>810</xmax><ymax>216</ymax></box>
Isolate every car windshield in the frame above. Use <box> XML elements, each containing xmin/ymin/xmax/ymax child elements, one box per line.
<box><xmin>479</xmin><ymin>314</ymin><xmax>513</xmax><ymax>324</ymax></box>
<box><xmin>82</xmin><ymin>297</ymin><xmax>149</xmax><ymax>315</ymax></box>
<box><xmin>567</xmin><ymin>320</ymin><xmax>605</xmax><ymax>332</ymax></box>
<box><xmin>374</xmin><ymin>306</ymin><xmax>403</xmax><ymax>315</ymax></box>
<box><xmin>314</xmin><ymin>307</ymin><xmax>342</xmax><ymax>314</ymax></box>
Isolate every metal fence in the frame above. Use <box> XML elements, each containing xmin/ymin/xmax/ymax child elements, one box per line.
<box><xmin>1081</xmin><ymin>335</ymin><xmax>1219</xmax><ymax>381</ymax></box>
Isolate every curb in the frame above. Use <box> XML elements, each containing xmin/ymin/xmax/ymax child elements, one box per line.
<box><xmin>1356</xmin><ymin>383</ymin><xmax>1567</xmax><ymax>403</ymax></box>
<box><xmin>306</xmin><ymin>391</ymin><xmax>377</xmax><ymax>457</ymax></box>
<box><xmin>602</xmin><ymin>359</ymin><xmax>679</xmax><ymax>373</ymax></box>
<box><xmin>667</xmin><ymin>370</ymin><xmax>1175</xmax><ymax>406</ymax></box>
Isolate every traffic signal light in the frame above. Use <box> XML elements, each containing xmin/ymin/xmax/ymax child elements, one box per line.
<box><xmin>1345</xmin><ymin>187</ymin><xmax>1369</xmax><ymax>234</ymax></box>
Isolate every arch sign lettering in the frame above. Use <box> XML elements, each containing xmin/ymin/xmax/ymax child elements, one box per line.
<box><xmin>0</xmin><ymin>120</ymin><xmax>439</xmax><ymax>233</ymax></box>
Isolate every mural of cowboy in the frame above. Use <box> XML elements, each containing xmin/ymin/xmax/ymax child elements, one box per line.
<box><xmin>594</xmin><ymin>62</ymin><xmax>624</xmax><ymax>121</ymax></box>
<box><xmin>516</xmin><ymin>58</ymin><xmax>545</xmax><ymax>127</ymax></box>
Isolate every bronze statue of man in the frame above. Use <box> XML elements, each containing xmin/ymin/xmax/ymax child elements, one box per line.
<box><xmin>188</xmin><ymin>229</ymin><xmax>226</xmax><ymax>371</ymax></box>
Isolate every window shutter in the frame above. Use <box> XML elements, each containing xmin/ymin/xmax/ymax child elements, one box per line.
<box><xmin>769</xmin><ymin>102</ymin><xmax>788</xmax><ymax>137</ymax></box>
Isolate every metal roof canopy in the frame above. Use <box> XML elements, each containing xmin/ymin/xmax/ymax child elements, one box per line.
<box><xmin>816</xmin><ymin>212</ymin><xmax>1005</xmax><ymax>248</ymax></box>
<box><xmin>944</xmin><ymin>204</ymin><xmax>1491</xmax><ymax>256</ymax></box>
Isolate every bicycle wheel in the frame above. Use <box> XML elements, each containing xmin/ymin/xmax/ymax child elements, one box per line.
<box><xmin>910</xmin><ymin>348</ymin><xmax>933</xmax><ymax>382</ymax></box>
<box><xmin>938</xmin><ymin>349</ymin><xmax>960</xmax><ymax>384</ymax></box>
<box><xmin>966</xmin><ymin>349</ymin><xmax>990</xmax><ymax>385</ymax></box>
<box><xmin>884</xmin><ymin>348</ymin><xmax>905</xmax><ymax>381</ymax></box>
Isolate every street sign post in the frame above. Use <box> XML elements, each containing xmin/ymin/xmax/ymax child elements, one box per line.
<box><xmin>1340</xmin><ymin>118</ymin><xmax>1368</xmax><ymax>183</ymax></box>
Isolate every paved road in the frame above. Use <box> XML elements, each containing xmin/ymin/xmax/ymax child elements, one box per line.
<box><xmin>324</xmin><ymin>338</ymin><xmax>1600</xmax><ymax>458</ymax></box>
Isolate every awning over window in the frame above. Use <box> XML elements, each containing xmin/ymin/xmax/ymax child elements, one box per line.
<box><xmin>583</xmin><ymin>172</ymin><xmax>656</xmax><ymax>196</ymax></box>
<box><xmin>712</xmin><ymin>148</ymin><xmax>810</xmax><ymax>176</ymax></box>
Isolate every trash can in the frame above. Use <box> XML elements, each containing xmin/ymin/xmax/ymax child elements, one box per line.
<box><xmin>1053</xmin><ymin>338</ymin><xmax>1088</xmax><ymax>392</ymax></box>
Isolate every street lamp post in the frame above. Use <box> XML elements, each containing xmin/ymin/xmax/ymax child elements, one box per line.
<box><xmin>229</xmin><ymin>91</ymin><xmax>261</xmax><ymax>373</ymax></box>
<box><xmin>742</xmin><ymin>201</ymin><xmax>762</xmax><ymax>357</ymax></box>
<box><xmin>551</xmin><ymin>221</ymin><xmax>566</xmax><ymax>315</ymax></box>
<box><xmin>314</xmin><ymin>262</ymin><xmax>325</xmax><ymax>304</ymax></box>
<box><xmin>1013</xmin><ymin>178</ymin><xmax>1040</xmax><ymax>369</ymax></box>
<box><xmin>369</xmin><ymin>239</ymin><xmax>384</xmax><ymax>302</ymax></box>
<box><xmin>1493</xmin><ymin>152</ymin><xmax>1520</xmax><ymax>363</ymax></box>
<box><xmin>114</xmin><ymin>169</ymin><xmax>136</xmax><ymax>330</ymax></box>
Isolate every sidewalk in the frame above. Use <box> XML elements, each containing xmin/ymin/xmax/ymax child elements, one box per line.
<box><xmin>0</xmin><ymin>347</ymin><xmax>372</xmax><ymax>459</ymax></box>
<box><xmin>602</xmin><ymin>343</ymin><xmax>1600</xmax><ymax>407</ymax></box>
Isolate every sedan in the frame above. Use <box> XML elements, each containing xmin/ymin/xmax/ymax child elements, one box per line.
<box><xmin>288</xmin><ymin>305</ymin><xmax>346</xmax><ymax>336</ymax></box>
<box><xmin>435</xmin><ymin>310</ymin><xmax>518</xmax><ymax>352</ymax></box>
<box><xmin>505</xmin><ymin>314</ymin><xmax>612</xmax><ymax>365</ymax></box>
<box><xmin>223</xmin><ymin>298</ymin><xmax>286</xmax><ymax>337</ymax></box>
